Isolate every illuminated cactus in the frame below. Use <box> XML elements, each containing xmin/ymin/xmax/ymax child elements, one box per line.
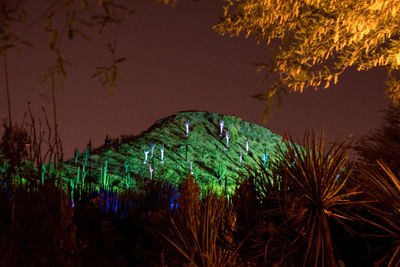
<box><xmin>49</xmin><ymin>163</ymin><xmax>54</xmax><ymax>177</ymax></box>
<box><xmin>124</xmin><ymin>158</ymin><xmax>129</xmax><ymax>174</ymax></box>
<box><xmin>190</xmin><ymin>159</ymin><xmax>193</xmax><ymax>174</ymax></box>
<box><xmin>70</xmin><ymin>180</ymin><xmax>75</xmax><ymax>207</ymax></box>
<box><xmin>84</xmin><ymin>148</ymin><xmax>89</xmax><ymax>166</ymax></box>
<box><xmin>217</xmin><ymin>162</ymin><xmax>226</xmax><ymax>181</ymax></box>
<box><xmin>41</xmin><ymin>164</ymin><xmax>46</xmax><ymax>185</ymax></box>
<box><xmin>105</xmin><ymin>161</ymin><xmax>108</xmax><ymax>186</ymax></box>
<box><xmin>102</xmin><ymin>161</ymin><xmax>109</xmax><ymax>188</ymax></box>
<box><xmin>262</xmin><ymin>153</ymin><xmax>268</xmax><ymax>168</ymax></box>
<box><xmin>219</xmin><ymin>120</ymin><xmax>224</xmax><ymax>136</ymax></box>
<box><xmin>125</xmin><ymin>171</ymin><xmax>131</xmax><ymax>189</ymax></box>
<box><xmin>74</xmin><ymin>148</ymin><xmax>79</xmax><ymax>164</ymax></box>
<box><xmin>185</xmin><ymin>120</ymin><xmax>190</xmax><ymax>137</ymax></box>
<box><xmin>113</xmin><ymin>192</ymin><xmax>118</xmax><ymax>214</ymax></box>
<box><xmin>124</xmin><ymin>157</ymin><xmax>131</xmax><ymax>188</ymax></box>
<box><xmin>240</xmin><ymin>149</ymin><xmax>242</xmax><ymax>167</ymax></box>
<box><xmin>149</xmin><ymin>164</ymin><xmax>153</xmax><ymax>180</ymax></box>
<box><xmin>100</xmin><ymin>166</ymin><xmax>104</xmax><ymax>188</ymax></box>
<box><xmin>151</xmin><ymin>143</ymin><xmax>155</xmax><ymax>158</ymax></box>
<box><xmin>246</xmin><ymin>139</ymin><xmax>249</xmax><ymax>154</ymax></box>
<box><xmin>143</xmin><ymin>150</ymin><xmax>149</xmax><ymax>164</ymax></box>
<box><xmin>226</xmin><ymin>131</ymin><xmax>230</xmax><ymax>148</ymax></box>
<box><xmin>76</xmin><ymin>166</ymin><xmax>80</xmax><ymax>185</ymax></box>
<box><xmin>160</xmin><ymin>144</ymin><xmax>165</xmax><ymax>163</ymax></box>
<box><xmin>81</xmin><ymin>165</ymin><xmax>87</xmax><ymax>186</ymax></box>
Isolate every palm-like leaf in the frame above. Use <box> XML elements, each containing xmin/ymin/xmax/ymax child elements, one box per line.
<box><xmin>359</xmin><ymin>161</ymin><xmax>400</xmax><ymax>267</ymax></box>
<box><xmin>253</xmin><ymin>130</ymin><xmax>362</xmax><ymax>266</ymax></box>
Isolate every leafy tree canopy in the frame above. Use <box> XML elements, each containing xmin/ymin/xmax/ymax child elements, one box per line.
<box><xmin>1</xmin><ymin>0</ymin><xmax>135</xmax><ymax>90</ymax></box>
<box><xmin>215</xmin><ymin>0</ymin><xmax>400</xmax><ymax>119</ymax></box>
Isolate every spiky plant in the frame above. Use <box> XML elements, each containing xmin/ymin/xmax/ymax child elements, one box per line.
<box><xmin>359</xmin><ymin>161</ymin><xmax>400</xmax><ymax>267</ymax></box>
<box><xmin>252</xmin><ymin>130</ymin><xmax>361</xmax><ymax>266</ymax></box>
<box><xmin>160</xmin><ymin>175</ymin><xmax>239</xmax><ymax>266</ymax></box>
<box><xmin>232</xmin><ymin>163</ymin><xmax>286</xmax><ymax>265</ymax></box>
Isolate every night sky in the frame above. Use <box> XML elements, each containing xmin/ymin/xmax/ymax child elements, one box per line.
<box><xmin>0</xmin><ymin>0</ymin><xmax>391</xmax><ymax>158</ymax></box>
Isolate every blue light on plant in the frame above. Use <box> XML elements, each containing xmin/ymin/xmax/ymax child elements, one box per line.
<box><xmin>263</xmin><ymin>153</ymin><xmax>268</xmax><ymax>168</ymax></box>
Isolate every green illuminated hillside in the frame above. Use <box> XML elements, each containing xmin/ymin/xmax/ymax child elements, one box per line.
<box><xmin>63</xmin><ymin>111</ymin><xmax>285</xmax><ymax>194</ymax></box>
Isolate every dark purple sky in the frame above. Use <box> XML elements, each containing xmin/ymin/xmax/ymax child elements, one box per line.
<box><xmin>0</xmin><ymin>0</ymin><xmax>391</xmax><ymax>157</ymax></box>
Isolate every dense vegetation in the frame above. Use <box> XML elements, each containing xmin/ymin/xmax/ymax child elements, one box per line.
<box><xmin>62</xmin><ymin>111</ymin><xmax>286</xmax><ymax>195</ymax></box>
<box><xmin>1</xmin><ymin>110</ymin><xmax>400</xmax><ymax>266</ymax></box>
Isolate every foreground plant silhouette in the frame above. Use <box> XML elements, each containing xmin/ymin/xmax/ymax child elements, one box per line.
<box><xmin>160</xmin><ymin>175</ymin><xmax>239</xmax><ymax>266</ymax></box>
<box><xmin>4</xmin><ymin>126</ymin><xmax>400</xmax><ymax>266</ymax></box>
<box><xmin>359</xmin><ymin>161</ymin><xmax>400</xmax><ymax>267</ymax></box>
<box><xmin>246</xmin><ymin>131</ymin><xmax>364</xmax><ymax>266</ymax></box>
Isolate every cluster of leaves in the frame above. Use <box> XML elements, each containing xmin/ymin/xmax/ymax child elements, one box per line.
<box><xmin>1</xmin><ymin>0</ymin><xmax>134</xmax><ymax>91</ymax></box>
<box><xmin>214</xmin><ymin>0</ymin><xmax>400</xmax><ymax>119</ymax></box>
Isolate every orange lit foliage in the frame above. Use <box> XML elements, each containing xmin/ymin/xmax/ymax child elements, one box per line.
<box><xmin>215</xmin><ymin>0</ymin><xmax>400</xmax><ymax>119</ymax></box>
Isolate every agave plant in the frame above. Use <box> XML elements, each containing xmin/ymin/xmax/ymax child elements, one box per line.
<box><xmin>250</xmin><ymin>130</ymin><xmax>362</xmax><ymax>266</ymax></box>
<box><xmin>359</xmin><ymin>161</ymin><xmax>400</xmax><ymax>267</ymax></box>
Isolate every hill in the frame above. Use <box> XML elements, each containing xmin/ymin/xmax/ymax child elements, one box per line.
<box><xmin>63</xmin><ymin>111</ymin><xmax>285</xmax><ymax>194</ymax></box>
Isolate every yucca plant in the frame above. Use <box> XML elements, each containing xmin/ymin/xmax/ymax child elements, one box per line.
<box><xmin>358</xmin><ymin>161</ymin><xmax>400</xmax><ymax>267</ymax></box>
<box><xmin>252</xmin><ymin>130</ymin><xmax>362</xmax><ymax>266</ymax></box>
<box><xmin>160</xmin><ymin>175</ymin><xmax>239</xmax><ymax>266</ymax></box>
